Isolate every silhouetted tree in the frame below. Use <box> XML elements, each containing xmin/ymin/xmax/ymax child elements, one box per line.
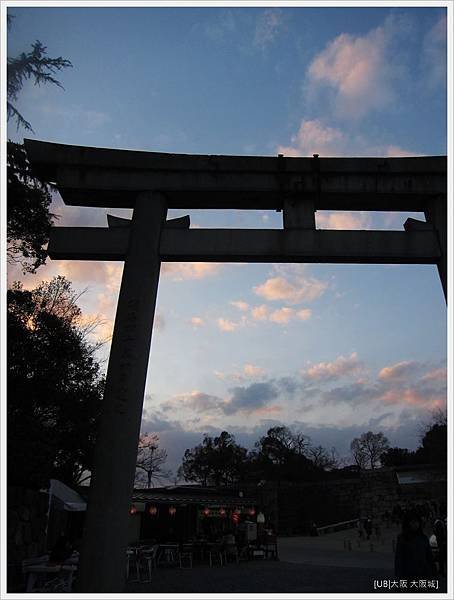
<box><xmin>7</xmin><ymin>24</ymin><xmax>72</xmax><ymax>272</ymax></box>
<box><xmin>380</xmin><ymin>447</ymin><xmax>417</xmax><ymax>467</ymax></box>
<box><xmin>179</xmin><ymin>431</ymin><xmax>247</xmax><ymax>486</ymax></box>
<box><xmin>255</xmin><ymin>426</ymin><xmax>310</xmax><ymax>464</ymax></box>
<box><xmin>350</xmin><ymin>431</ymin><xmax>389</xmax><ymax>470</ymax></box>
<box><xmin>252</xmin><ymin>426</ymin><xmax>321</xmax><ymax>482</ymax></box>
<box><xmin>416</xmin><ymin>423</ymin><xmax>447</xmax><ymax>466</ymax></box>
<box><xmin>135</xmin><ymin>433</ymin><xmax>171</xmax><ymax>488</ymax></box>
<box><xmin>8</xmin><ymin>37</ymin><xmax>72</xmax><ymax>131</ymax></box>
<box><xmin>307</xmin><ymin>445</ymin><xmax>342</xmax><ymax>470</ymax></box>
<box><xmin>8</xmin><ymin>277</ymin><xmax>104</xmax><ymax>488</ymax></box>
<box><xmin>7</xmin><ymin>141</ymin><xmax>56</xmax><ymax>273</ymax></box>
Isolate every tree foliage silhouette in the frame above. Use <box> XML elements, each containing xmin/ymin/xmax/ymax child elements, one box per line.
<box><xmin>7</xmin><ymin>141</ymin><xmax>55</xmax><ymax>272</ymax></box>
<box><xmin>8</xmin><ymin>38</ymin><xmax>72</xmax><ymax>132</ymax></box>
<box><xmin>179</xmin><ymin>431</ymin><xmax>247</xmax><ymax>486</ymax></box>
<box><xmin>250</xmin><ymin>426</ymin><xmax>322</xmax><ymax>482</ymax></box>
<box><xmin>8</xmin><ymin>276</ymin><xmax>104</xmax><ymax>488</ymax></box>
<box><xmin>7</xmin><ymin>23</ymin><xmax>72</xmax><ymax>272</ymax></box>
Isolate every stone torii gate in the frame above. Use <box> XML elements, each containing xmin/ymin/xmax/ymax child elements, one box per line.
<box><xmin>24</xmin><ymin>139</ymin><xmax>447</xmax><ymax>592</ymax></box>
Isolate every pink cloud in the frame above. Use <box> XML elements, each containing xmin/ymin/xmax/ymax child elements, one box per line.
<box><xmin>385</xmin><ymin>145</ymin><xmax>424</xmax><ymax>158</ymax></box>
<box><xmin>254</xmin><ymin>274</ymin><xmax>327</xmax><ymax>304</ymax></box>
<box><xmin>378</xmin><ymin>361</ymin><xmax>420</xmax><ymax>381</ymax></box>
<box><xmin>304</xmin><ymin>352</ymin><xmax>363</xmax><ymax>381</ymax></box>
<box><xmin>296</xmin><ymin>308</ymin><xmax>312</xmax><ymax>321</ymax></box>
<box><xmin>276</xmin><ymin>118</ymin><xmax>420</xmax><ymax>159</ymax></box>
<box><xmin>277</xmin><ymin>119</ymin><xmax>345</xmax><ymax>157</ymax></box>
<box><xmin>243</xmin><ymin>364</ymin><xmax>266</xmax><ymax>378</ymax></box>
<box><xmin>230</xmin><ymin>300</ymin><xmax>249</xmax><ymax>312</ymax></box>
<box><xmin>269</xmin><ymin>307</ymin><xmax>295</xmax><ymax>324</ymax></box>
<box><xmin>380</xmin><ymin>388</ymin><xmax>444</xmax><ymax>409</ymax></box>
<box><xmin>421</xmin><ymin>368</ymin><xmax>447</xmax><ymax>383</ymax></box>
<box><xmin>162</xmin><ymin>262</ymin><xmax>223</xmax><ymax>280</ymax></box>
<box><xmin>307</xmin><ymin>24</ymin><xmax>395</xmax><ymax>119</ymax></box>
<box><xmin>190</xmin><ymin>316</ymin><xmax>205</xmax><ymax>327</ymax></box>
<box><xmin>249</xmin><ymin>404</ymin><xmax>283</xmax><ymax>416</ymax></box>
<box><xmin>316</xmin><ymin>211</ymin><xmax>372</xmax><ymax>230</ymax></box>
<box><xmin>216</xmin><ymin>317</ymin><xmax>238</xmax><ymax>332</ymax></box>
<box><xmin>251</xmin><ymin>304</ymin><xmax>269</xmax><ymax>321</ymax></box>
<box><xmin>163</xmin><ymin>390</ymin><xmax>226</xmax><ymax>413</ymax></box>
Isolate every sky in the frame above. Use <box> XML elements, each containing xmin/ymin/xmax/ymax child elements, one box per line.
<box><xmin>6</xmin><ymin>4</ymin><xmax>448</xmax><ymax>479</ymax></box>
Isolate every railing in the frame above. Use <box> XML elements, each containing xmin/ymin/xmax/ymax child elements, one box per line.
<box><xmin>317</xmin><ymin>518</ymin><xmax>359</xmax><ymax>535</ymax></box>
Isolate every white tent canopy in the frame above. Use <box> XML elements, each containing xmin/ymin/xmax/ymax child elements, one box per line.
<box><xmin>49</xmin><ymin>479</ymin><xmax>87</xmax><ymax>511</ymax></box>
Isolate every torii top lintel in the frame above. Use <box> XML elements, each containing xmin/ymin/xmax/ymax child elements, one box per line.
<box><xmin>24</xmin><ymin>139</ymin><xmax>446</xmax><ymax>212</ymax></box>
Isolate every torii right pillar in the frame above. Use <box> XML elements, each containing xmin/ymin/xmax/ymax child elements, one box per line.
<box><xmin>425</xmin><ymin>195</ymin><xmax>447</xmax><ymax>303</ymax></box>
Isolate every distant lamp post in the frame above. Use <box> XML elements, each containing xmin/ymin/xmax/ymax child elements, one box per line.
<box><xmin>129</xmin><ymin>504</ymin><xmax>137</xmax><ymax>515</ymax></box>
<box><xmin>169</xmin><ymin>506</ymin><xmax>177</xmax><ymax>516</ymax></box>
<box><xmin>148</xmin><ymin>505</ymin><xmax>158</xmax><ymax>516</ymax></box>
<box><xmin>203</xmin><ymin>507</ymin><xmax>210</xmax><ymax>517</ymax></box>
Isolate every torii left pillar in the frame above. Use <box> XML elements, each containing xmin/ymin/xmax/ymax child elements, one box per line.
<box><xmin>76</xmin><ymin>192</ymin><xmax>167</xmax><ymax>592</ymax></box>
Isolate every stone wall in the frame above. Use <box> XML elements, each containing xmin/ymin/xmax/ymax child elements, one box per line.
<box><xmin>271</xmin><ymin>468</ymin><xmax>442</xmax><ymax>535</ymax></box>
<box><xmin>7</xmin><ymin>486</ymin><xmax>49</xmax><ymax>591</ymax></box>
<box><xmin>240</xmin><ymin>467</ymin><xmax>445</xmax><ymax>536</ymax></box>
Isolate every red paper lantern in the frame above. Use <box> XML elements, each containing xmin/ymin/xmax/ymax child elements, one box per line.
<box><xmin>248</xmin><ymin>507</ymin><xmax>256</xmax><ymax>516</ymax></box>
<box><xmin>129</xmin><ymin>504</ymin><xmax>137</xmax><ymax>515</ymax></box>
<box><xmin>219</xmin><ymin>507</ymin><xmax>226</xmax><ymax>517</ymax></box>
<box><xmin>203</xmin><ymin>507</ymin><xmax>210</xmax><ymax>517</ymax></box>
<box><xmin>169</xmin><ymin>506</ymin><xmax>177</xmax><ymax>516</ymax></box>
<box><xmin>148</xmin><ymin>505</ymin><xmax>158</xmax><ymax>516</ymax></box>
<box><xmin>232</xmin><ymin>509</ymin><xmax>240</xmax><ymax>523</ymax></box>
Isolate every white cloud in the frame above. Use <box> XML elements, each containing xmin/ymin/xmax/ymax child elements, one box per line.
<box><xmin>41</xmin><ymin>104</ymin><xmax>111</xmax><ymax>131</ymax></box>
<box><xmin>421</xmin><ymin>15</ymin><xmax>447</xmax><ymax>90</ymax></box>
<box><xmin>202</xmin><ymin>10</ymin><xmax>236</xmax><ymax>42</ymax></box>
<box><xmin>254</xmin><ymin>9</ymin><xmax>284</xmax><ymax>50</ymax></box>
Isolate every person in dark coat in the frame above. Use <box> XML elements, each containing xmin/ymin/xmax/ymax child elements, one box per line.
<box><xmin>394</xmin><ymin>512</ymin><xmax>436</xmax><ymax>579</ymax></box>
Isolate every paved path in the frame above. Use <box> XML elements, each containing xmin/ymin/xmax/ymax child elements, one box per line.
<box><xmin>278</xmin><ymin>533</ymin><xmax>395</xmax><ymax>569</ymax></box>
<box><xmin>125</xmin><ymin>531</ymin><xmax>446</xmax><ymax>594</ymax></box>
<box><xmin>126</xmin><ymin>561</ymin><xmax>393</xmax><ymax>594</ymax></box>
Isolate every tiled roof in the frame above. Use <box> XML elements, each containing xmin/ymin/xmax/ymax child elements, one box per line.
<box><xmin>131</xmin><ymin>489</ymin><xmax>256</xmax><ymax>506</ymax></box>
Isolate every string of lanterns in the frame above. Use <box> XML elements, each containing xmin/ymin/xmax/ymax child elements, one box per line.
<box><xmin>132</xmin><ymin>503</ymin><xmax>259</xmax><ymax>519</ymax></box>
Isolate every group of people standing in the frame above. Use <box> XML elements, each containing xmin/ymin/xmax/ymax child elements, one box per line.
<box><xmin>393</xmin><ymin>505</ymin><xmax>447</xmax><ymax>579</ymax></box>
